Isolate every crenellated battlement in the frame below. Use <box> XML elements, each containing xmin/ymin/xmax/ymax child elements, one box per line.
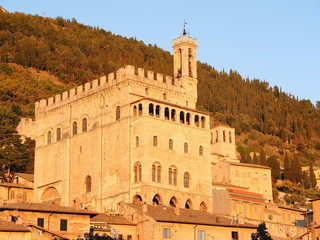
<box><xmin>172</xmin><ymin>35</ymin><xmax>198</xmax><ymax>46</ymax></box>
<box><xmin>35</xmin><ymin>65</ymin><xmax>184</xmax><ymax>114</ymax></box>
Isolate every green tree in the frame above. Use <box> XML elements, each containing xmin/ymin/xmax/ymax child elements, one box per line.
<box><xmin>283</xmin><ymin>151</ymin><xmax>294</xmax><ymax>182</ymax></box>
<box><xmin>291</xmin><ymin>154</ymin><xmax>302</xmax><ymax>184</ymax></box>
<box><xmin>310</xmin><ymin>163</ymin><xmax>317</xmax><ymax>188</ymax></box>
<box><xmin>251</xmin><ymin>222</ymin><xmax>273</xmax><ymax>240</ymax></box>
<box><xmin>260</xmin><ymin>148</ymin><xmax>267</xmax><ymax>166</ymax></box>
<box><xmin>268</xmin><ymin>155</ymin><xmax>280</xmax><ymax>181</ymax></box>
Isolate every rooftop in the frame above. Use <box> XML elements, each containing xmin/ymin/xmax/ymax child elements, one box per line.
<box><xmin>15</xmin><ymin>173</ymin><xmax>34</xmax><ymax>182</ymax></box>
<box><xmin>0</xmin><ymin>202</ymin><xmax>98</xmax><ymax>216</ymax></box>
<box><xmin>91</xmin><ymin>213</ymin><xmax>136</xmax><ymax>226</ymax></box>
<box><xmin>0</xmin><ymin>218</ymin><xmax>30</xmax><ymax>232</ymax></box>
<box><xmin>227</xmin><ymin>161</ymin><xmax>271</xmax><ymax>170</ymax></box>
<box><xmin>0</xmin><ymin>182</ymin><xmax>32</xmax><ymax>189</ymax></box>
<box><xmin>129</xmin><ymin>204</ymin><xmax>257</xmax><ymax>229</ymax></box>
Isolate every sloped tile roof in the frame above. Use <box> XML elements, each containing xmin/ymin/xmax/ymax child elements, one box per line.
<box><xmin>0</xmin><ymin>219</ymin><xmax>30</xmax><ymax>232</ymax></box>
<box><xmin>91</xmin><ymin>213</ymin><xmax>136</xmax><ymax>226</ymax></box>
<box><xmin>0</xmin><ymin>182</ymin><xmax>33</xmax><ymax>189</ymax></box>
<box><xmin>15</xmin><ymin>173</ymin><xmax>34</xmax><ymax>182</ymax></box>
<box><xmin>0</xmin><ymin>202</ymin><xmax>98</xmax><ymax>216</ymax></box>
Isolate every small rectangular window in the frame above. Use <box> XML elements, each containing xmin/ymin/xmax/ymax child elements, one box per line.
<box><xmin>163</xmin><ymin>228</ymin><xmax>171</xmax><ymax>238</ymax></box>
<box><xmin>60</xmin><ymin>219</ymin><xmax>68</xmax><ymax>231</ymax></box>
<box><xmin>232</xmin><ymin>231</ymin><xmax>239</xmax><ymax>240</ymax></box>
<box><xmin>198</xmin><ymin>230</ymin><xmax>205</xmax><ymax>240</ymax></box>
<box><xmin>11</xmin><ymin>216</ymin><xmax>17</xmax><ymax>222</ymax></box>
<box><xmin>37</xmin><ymin>218</ymin><xmax>44</xmax><ymax>228</ymax></box>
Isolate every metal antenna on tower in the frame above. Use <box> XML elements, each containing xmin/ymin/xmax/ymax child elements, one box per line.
<box><xmin>183</xmin><ymin>20</ymin><xmax>188</xmax><ymax>35</ymax></box>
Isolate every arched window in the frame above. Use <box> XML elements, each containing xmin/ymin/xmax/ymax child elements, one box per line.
<box><xmin>56</xmin><ymin>128</ymin><xmax>61</xmax><ymax>141</ymax></box>
<box><xmin>223</xmin><ymin>130</ymin><xmax>226</xmax><ymax>142</ymax></box>
<box><xmin>155</xmin><ymin>105</ymin><xmax>160</xmax><ymax>118</ymax></box>
<box><xmin>168</xmin><ymin>166</ymin><xmax>177</xmax><ymax>186</ymax></box>
<box><xmin>138</xmin><ymin>104</ymin><xmax>143</xmax><ymax>116</ymax></box>
<box><xmin>186</xmin><ymin>113</ymin><xmax>190</xmax><ymax>125</ymax></box>
<box><xmin>153</xmin><ymin>136</ymin><xmax>158</xmax><ymax>146</ymax></box>
<box><xmin>164</xmin><ymin>107</ymin><xmax>170</xmax><ymax>120</ymax></box>
<box><xmin>169</xmin><ymin>139</ymin><xmax>173</xmax><ymax>150</ymax></box>
<box><xmin>134</xmin><ymin>162</ymin><xmax>142</xmax><ymax>183</ymax></box>
<box><xmin>157</xmin><ymin>165</ymin><xmax>161</xmax><ymax>183</ymax></box>
<box><xmin>184</xmin><ymin>172</ymin><xmax>190</xmax><ymax>188</ymax></box>
<box><xmin>82</xmin><ymin>118</ymin><xmax>88</xmax><ymax>132</ymax></box>
<box><xmin>152</xmin><ymin>163</ymin><xmax>161</xmax><ymax>183</ymax></box>
<box><xmin>184</xmin><ymin>142</ymin><xmax>188</xmax><ymax>153</ymax></box>
<box><xmin>180</xmin><ymin>111</ymin><xmax>185</xmax><ymax>124</ymax></box>
<box><xmin>85</xmin><ymin>175</ymin><xmax>91</xmax><ymax>193</ymax></box>
<box><xmin>116</xmin><ymin>106</ymin><xmax>120</xmax><ymax>121</ymax></box>
<box><xmin>72</xmin><ymin>122</ymin><xmax>77</xmax><ymax>135</ymax></box>
<box><xmin>136</xmin><ymin>136</ymin><xmax>139</xmax><ymax>147</ymax></box>
<box><xmin>133</xmin><ymin>195</ymin><xmax>142</xmax><ymax>204</ymax></box>
<box><xmin>194</xmin><ymin>115</ymin><xmax>199</xmax><ymax>127</ymax></box>
<box><xmin>152</xmin><ymin>164</ymin><xmax>156</xmax><ymax>182</ymax></box>
<box><xmin>199</xmin><ymin>146</ymin><xmax>203</xmax><ymax>156</ymax></box>
<box><xmin>185</xmin><ymin>199</ymin><xmax>193</xmax><ymax>209</ymax></box>
<box><xmin>171</xmin><ymin>109</ymin><xmax>176</xmax><ymax>121</ymax></box>
<box><xmin>152</xmin><ymin>194</ymin><xmax>163</xmax><ymax>205</ymax></box>
<box><xmin>216</xmin><ymin>130</ymin><xmax>219</xmax><ymax>142</ymax></box>
<box><xmin>169</xmin><ymin>196</ymin><xmax>178</xmax><ymax>207</ymax></box>
<box><xmin>229</xmin><ymin>131</ymin><xmax>232</xmax><ymax>143</ymax></box>
<box><xmin>149</xmin><ymin>103</ymin><xmax>154</xmax><ymax>116</ymax></box>
<box><xmin>133</xmin><ymin>106</ymin><xmax>137</xmax><ymax>118</ymax></box>
<box><xmin>47</xmin><ymin>131</ymin><xmax>52</xmax><ymax>145</ymax></box>
<box><xmin>200</xmin><ymin>201</ymin><xmax>208</xmax><ymax>212</ymax></box>
<box><xmin>201</xmin><ymin>116</ymin><xmax>206</xmax><ymax>128</ymax></box>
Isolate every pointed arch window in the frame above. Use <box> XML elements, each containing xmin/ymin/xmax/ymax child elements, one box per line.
<box><xmin>169</xmin><ymin>139</ymin><xmax>173</xmax><ymax>150</ymax></box>
<box><xmin>47</xmin><ymin>131</ymin><xmax>52</xmax><ymax>145</ymax></box>
<box><xmin>186</xmin><ymin>113</ymin><xmax>190</xmax><ymax>125</ymax></box>
<box><xmin>82</xmin><ymin>118</ymin><xmax>88</xmax><ymax>132</ymax></box>
<box><xmin>152</xmin><ymin>162</ymin><xmax>161</xmax><ymax>183</ymax></box>
<box><xmin>134</xmin><ymin>162</ymin><xmax>142</xmax><ymax>183</ymax></box>
<box><xmin>116</xmin><ymin>106</ymin><xmax>121</xmax><ymax>121</ymax></box>
<box><xmin>56</xmin><ymin>128</ymin><xmax>61</xmax><ymax>141</ymax></box>
<box><xmin>164</xmin><ymin>107</ymin><xmax>170</xmax><ymax>120</ymax></box>
<box><xmin>155</xmin><ymin>105</ymin><xmax>160</xmax><ymax>118</ymax></box>
<box><xmin>229</xmin><ymin>131</ymin><xmax>232</xmax><ymax>143</ymax></box>
<box><xmin>201</xmin><ymin>116</ymin><xmax>206</xmax><ymax>128</ymax></box>
<box><xmin>194</xmin><ymin>115</ymin><xmax>199</xmax><ymax>127</ymax></box>
<box><xmin>223</xmin><ymin>130</ymin><xmax>226</xmax><ymax>142</ymax></box>
<box><xmin>72</xmin><ymin>122</ymin><xmax>77</xmax><ymax>135</ymax></box>
<box><xmin>180</xmin><ymin>111</ymin><xmax>185</xmax><ymax>124</ymax></box>
<box><xmin>138</xmin><ymin>104</ymin><xmax>143</xmax><ymax>116</ymax></box>
<box><xmin>199</xmin><ymin>146</ymin><xmax>203</xmax><ymax>156</ymax></box>
<box><xmin>184</xmin><ymin>142</ymin><xmax>188</xmax><ymax>153</ymax></box>
<box><xmin>133</xmin><ymin>106</ymin><xmax>137</xmax><ymax>118</ymax></box>
<box><xmin>153</xmin><ymin>136</ymin><xmax>158</xmax><ymax>146</ymax></box>
<box><xmin>184</xmin><ymin>172</ymin><xmax>190</xmax><ymax>188</ymax></box>
<box><xmin>85</xmin><ymin>175</ymin><xmax>91</xmax><ymax>193</ymax></box>
<box><xmin>149</xmin><ymin>103</ymin><xmax>154</xmax><ymax>116</ymax></box>
<box><xmin>169</xmin><ymin>166</ymin><xmax>177</xmax><ymax>186</ymax></box>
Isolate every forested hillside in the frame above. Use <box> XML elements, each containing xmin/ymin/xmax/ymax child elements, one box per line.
<box><xmin>0</xmin><ymin>11</ymin><xmax>319</xmax><ymax>197</ymax></box>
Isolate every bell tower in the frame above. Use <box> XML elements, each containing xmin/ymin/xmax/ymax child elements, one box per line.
<box><xmin>172</xmin><ymin>32</ymin><xmax>198</xmax><ymax>101</ymax></box>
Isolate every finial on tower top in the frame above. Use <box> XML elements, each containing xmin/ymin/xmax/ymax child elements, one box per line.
<box><xmin>183</xmin><ymin>20</ymin><xmax>188</xmax><ymax>36</ymax></box>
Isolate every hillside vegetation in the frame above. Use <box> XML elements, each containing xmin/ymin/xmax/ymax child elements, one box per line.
<box><xmin>0</xmin><ymin>11</ymin><xmax>319</xmax><ymax>196</ymax></box>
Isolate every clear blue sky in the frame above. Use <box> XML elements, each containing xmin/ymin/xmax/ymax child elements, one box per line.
<box><xmin>2</xmin><ymin>0</ymin><xmax>319</xmax><ymax>105</ymax></box>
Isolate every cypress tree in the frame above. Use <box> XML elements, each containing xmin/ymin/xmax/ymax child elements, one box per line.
<box><xmin>260</xmin><ymin>148</ymin><xmax>267</xmax><ymax>166</ymax></box>
<box><xmin>253</xmin><ymin>152</ymin><xmax>259</xmax><ymax>164</ymax></box>
<box><xmin>291</xmin><ymin>154</ymin><xmax>302</xmax><ymax>184</ymax></box>
<box><xmin>268</xmin><ymin>155</ymin><xmax>280</xmax><ymax>181</ymax></box>
<box><xmin>251</xmin><ymin>222</ymin><xmax>273</xmax><ymax>240</ymax></box>
<box><xmin>310</xmin><ymin>163</ymin><xmax>317</xmax><ymax>188</ymax></box>
<box><xmin>283</xmin><ymin>151</ymin><xmax>294</xmax><ymax>182</ymax></box>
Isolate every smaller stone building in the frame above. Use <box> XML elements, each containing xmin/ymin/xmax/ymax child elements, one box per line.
<box><xmin>0</xmin><ymin>202</ymin><xmax>98</xmax><ymax>239</ymax></box>
<box><xmin>0</xmin><ymin>218</ymin><xmax>31</xmax><ymax>240</ymax></box>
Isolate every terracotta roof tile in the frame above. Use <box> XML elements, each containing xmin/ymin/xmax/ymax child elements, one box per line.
<box><xmin>91</xmin><ymin>214</ymin><xmax>136</xmax><ymax>226</ymax></box>
<box><xmin>0</xmin><ymin>202</ymin><xmax>98</xmax><ymax>216</ymax></box>
<box><xmin>0</xmin><ymin>219</ymin><xmax>30</xmax><ymax>232</ymax></box>
<box><xmin>130</xmin><ymin>204</ymin><xmax>257</xmax><ymax>229</ymax></box>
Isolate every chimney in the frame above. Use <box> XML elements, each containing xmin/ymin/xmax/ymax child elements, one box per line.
<box><xmin>142</xmin><ymin>203</ymin><xmax>148</xmax><ymax>213</ymax></box>
<box><xmin>174</xmin><ymin>204</ymin><xmax>180</xmax><ymax>216</ymax></box>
